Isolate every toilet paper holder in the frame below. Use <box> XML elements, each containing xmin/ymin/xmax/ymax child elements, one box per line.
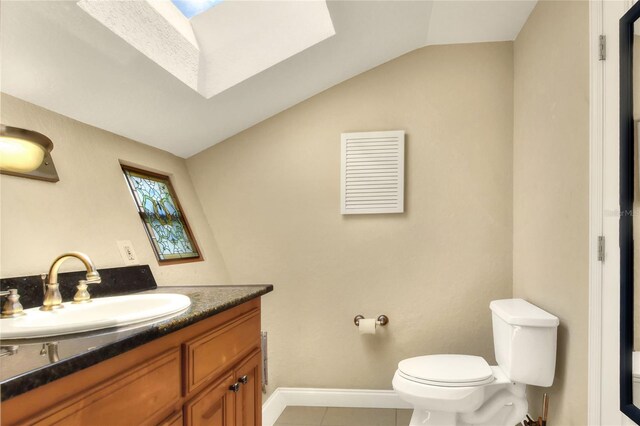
<box><xmin>354</xmin><ymin>314</ymin><xmax>389</xmax><ymax>327</ymax></box>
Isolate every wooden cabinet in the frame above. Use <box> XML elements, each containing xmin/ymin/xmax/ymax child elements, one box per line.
<box><xmin>234</xmin><ymin>351</ymin><xmax>262</xmax><ymax>426</ymax></box>
<box><xmin>184</xmin><ymin>373</ymin><xmax>236</xmax><ymax>426</ymax></box>
<box><xmin>2</xmin><ymin>299</ymin><xmax>263</xmax><ymax>426</ymax></box>
<box><xmin>184</xmin><ymin>350</ymin><xmax>262</xmax><ymax>426</ymax></box>
<box><xmin>160</xmin><ymin>412</ymin><xmax>184</xmax><ymax>426</ymax></box>
<box><xmin>184</xmin><ymin>309</ymin><xmax>261</xmax><ymax>396</ymax></box>
<box><xmin>34</xmin><ymin>348</ymin><xmax>182</xmax><ymax>426</ymax></box>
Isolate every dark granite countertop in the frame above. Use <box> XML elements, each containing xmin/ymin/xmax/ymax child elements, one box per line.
<box><xmin>0</xmin><ymin>285</ymin><xmax>273</xmax><ymax>401</ymax></box>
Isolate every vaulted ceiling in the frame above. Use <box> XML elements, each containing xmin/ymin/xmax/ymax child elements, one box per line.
<box><xmin>0</xmin><ymin>1</ymin><xmax>536</xmax><ymax>158</ymax></box>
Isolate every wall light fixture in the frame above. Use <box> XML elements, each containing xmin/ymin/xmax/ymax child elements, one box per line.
<box><xmin>0</xmin><ymin>125</ymin><xmax>59</xmax><ymax>182</ymax></box>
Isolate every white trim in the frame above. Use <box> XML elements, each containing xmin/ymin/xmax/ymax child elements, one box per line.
<box><xmin>588</xmin><ymin>1</ymin><xmax>605</xmax><ymax>424</ymax></box>
<box><xmin>262</xmin><ymin>389</ymin><xmax>288</xmax><ymax>426</ymax></box>
<box><xmin>262</xmin><ymin>387</ymin><xmax>412</xmax><ymax>426</ymax></box>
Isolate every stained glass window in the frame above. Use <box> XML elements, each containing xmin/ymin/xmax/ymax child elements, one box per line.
<box><xmin>122</xmin><ymin>166</ymin><xmax>201</xmax><ymax>264</ymax></box>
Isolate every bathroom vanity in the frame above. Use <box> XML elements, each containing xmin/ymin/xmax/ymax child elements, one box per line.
<box><xmin>0</xmin><ymin>267</ymin><xmax>272</xmax><ymax>426</ymax></box>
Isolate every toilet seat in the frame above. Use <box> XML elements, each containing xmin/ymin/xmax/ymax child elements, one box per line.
<box><xmin>397</xmin><ymin>354</ymin><xmax>495</xmax><ymax>388</ymax></box>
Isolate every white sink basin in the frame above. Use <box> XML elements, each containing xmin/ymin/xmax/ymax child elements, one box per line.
<box><xmin>0</xmin><ymin>293</ymin><xmax>191</xmax><ymax>340</ymax></box>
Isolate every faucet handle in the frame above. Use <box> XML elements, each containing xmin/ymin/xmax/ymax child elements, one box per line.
<box><xmin>0</xmin><ymin>289</ymin><xmax>25</xmax><ymax>318</ymax></box>
<box><xmin>72</xmin><ymin>280</ymin><xmax>92</xmax><ymax>304</ymax></box>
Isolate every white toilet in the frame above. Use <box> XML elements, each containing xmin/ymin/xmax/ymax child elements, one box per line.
<box><xmin>392</xmin><ymin>298</ymin><xmax>559</xmax><ymax>426</ymax></box>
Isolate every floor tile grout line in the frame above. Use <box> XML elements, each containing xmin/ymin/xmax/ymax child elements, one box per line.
<box><xmin>319</xmin><ymin>406</ymin><xmax>328</xmax><ymax>426</ymax></box>
<box><xmin>275</xmin><ymin>406</ymin><xmax>329</xmax><ymax>426</ymax></box>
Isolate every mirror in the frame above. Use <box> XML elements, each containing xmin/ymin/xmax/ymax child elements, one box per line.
<box><xmin>621</xmin><ymin>1</ymin><xmax>640</xmax><ymax>421</ymax></box>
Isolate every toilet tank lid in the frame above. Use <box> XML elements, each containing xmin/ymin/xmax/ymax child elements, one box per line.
<box><xmin>490</xmin><ymin>299</ymin><xmax>559</xmax><ymax>327</ymax></box>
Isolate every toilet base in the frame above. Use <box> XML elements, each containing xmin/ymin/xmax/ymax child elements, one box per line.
<box><xmin>408</xmin><ymin>404</ymin><xmax>513</xmax><ymax>426</ymax></box>
<box><xmin>409</xmin><ymin>409</ymin><xmax>456</xmax><ymax>425</ymax></box>
<box><xmin>405</xmin><ymin>383</ymin><xmax>527</xmax><ymax>426</ymax></box>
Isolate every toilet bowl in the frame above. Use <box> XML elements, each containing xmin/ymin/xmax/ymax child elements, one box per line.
<box><xmin>392</xmin><ymin>299</ymin><xmax>559</xmax><ymax>426</ymax></box>
<box><xmin>393</xmin><ymin>358</ymin><xmax>526</xmax><ymax>425</ymax></box>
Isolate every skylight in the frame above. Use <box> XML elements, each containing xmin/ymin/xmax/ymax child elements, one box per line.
<box><xmin>171</xmin><ymin>0</ymin><xmax>221</xmax><ymax>19</ymax></box>
<box><xmin>77</xmin><ymin>0</ymin><xmax>335</xmax><ymax>99</ymax></box>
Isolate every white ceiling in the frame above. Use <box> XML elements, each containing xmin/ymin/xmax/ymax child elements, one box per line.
<box><xmin>77</xmin><ymin>0</ymin><xmax>336</xmax><ymax>98</ymax></box>
<box><xmin>0</xmin><ymin>1</ymin><xmax>536</xmax><ymax>158</ymax></box>
<box><xmin>192</xmin><ymin>1</ymin><xmax>336</xmax><ymax>98</ymax></box>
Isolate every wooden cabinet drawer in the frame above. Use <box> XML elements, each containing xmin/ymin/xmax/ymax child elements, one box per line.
<box><xmin>34</xmin><ymin>348</ymin><xmax>181</xmax><ymax>426</ymax></box>
<box><xmin>184</xmin><ymin>309</ymin><xmax>260</xmax><ymax>395</ymax></box>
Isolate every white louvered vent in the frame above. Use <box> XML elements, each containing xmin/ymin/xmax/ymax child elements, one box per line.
<box><xmin>341</xmin><ymin>130</ymin><xmax>405</xmax><ymax>214</ymax></box>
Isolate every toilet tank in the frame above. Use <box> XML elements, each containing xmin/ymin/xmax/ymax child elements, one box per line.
<box><xmin>490</xmin><ymin>299</ymin><xmax>559</xmax><ymax>387</ymax></box>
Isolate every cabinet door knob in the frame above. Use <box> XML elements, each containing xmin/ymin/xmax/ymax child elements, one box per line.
<box><xmin>239</xmin><ymin>375</ymin><xmax>249</xmax><ymax>384</ymax></box>
<box><xmin>229</xmin><ymin>383</ymin><xmax>240</xmax><ymax>392</ymax></box>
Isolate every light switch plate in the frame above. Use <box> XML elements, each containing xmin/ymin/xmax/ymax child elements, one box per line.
<box><xmin>117</xmin><ymin>240</ymin><xmax>139</xmax><ymax>265</ymax></box>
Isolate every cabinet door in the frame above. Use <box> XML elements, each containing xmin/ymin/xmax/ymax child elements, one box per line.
<box><xmin>184</xmin><ymin>373</ymin><xmax>236</xmax><ymax>426</ymax></box>
<box><xmin>234</xmin><ymin>351</ymin><xmax>262</xmax><ymax>426</ymax></box>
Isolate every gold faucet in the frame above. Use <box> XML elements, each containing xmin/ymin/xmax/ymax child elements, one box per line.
<box><xmin>42</xmin><ymin>252</ymin><xmax>101</xmax><ymax>311</ymax></box>
<box><xmin>0</xmin><ymin>289</ymin><xmax>24</xmax><ymax>318</ymax></box>
<box><xmin>40</xmin><ymin>342</ymin><xmax>59</xmax><ymax>363</ymax></box>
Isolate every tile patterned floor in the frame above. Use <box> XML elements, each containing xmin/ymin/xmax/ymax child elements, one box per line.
<box><xmin>274</xmin><ymin>406</ymin><xmax>412</xmax><ymax>426</ymax></box>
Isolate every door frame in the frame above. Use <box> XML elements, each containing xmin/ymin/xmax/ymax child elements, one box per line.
<box><xmin>592</xmin><ymin>0</ymin><xmax>634</xmax><ymax>425</ymax></box>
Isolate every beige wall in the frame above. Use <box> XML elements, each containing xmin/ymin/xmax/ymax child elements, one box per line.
<box><xmin>513</xmin><ymin>1</ymin><xmax>589</xmax><ymax>424</ymax></box>
<box><xmin>187</xmin><ymin>42</ymin><xmax>514</xmax><ymax>395</ymax></box>
<box><xmin>0</xmin><ymin>93</ymin><xmax>229</xmax><ymax>285</ymax></box>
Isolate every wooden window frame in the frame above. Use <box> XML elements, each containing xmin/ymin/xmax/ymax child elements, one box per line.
<box><xmin>121</xmin><ymin>164</ymin><xmax>203</xmax><ymax>266</ymax></box>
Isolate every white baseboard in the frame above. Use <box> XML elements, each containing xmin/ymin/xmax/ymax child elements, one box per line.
<box><xmin>262</xmin><ymin>389</ymin><xmax>288</xmax><ymax>426</ymax></box>
<box><xmin>262</xmin><ymin>387</ymin><xmax>412</xmax><ymax>426</ymax></box>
